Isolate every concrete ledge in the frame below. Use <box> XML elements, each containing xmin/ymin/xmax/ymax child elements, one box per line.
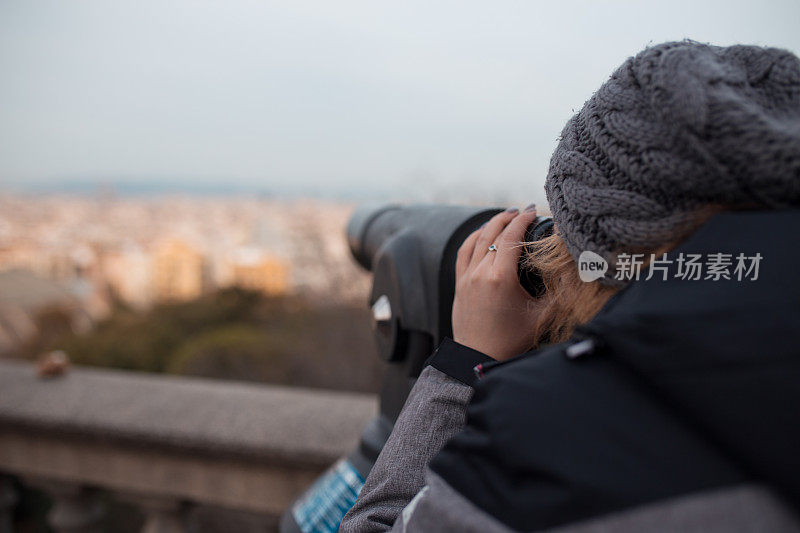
<box><xmin>0</xmin><ymin>359</ymin><xmax>378</xmax><ymax>520</ymax></box>
<box><xmin>0</xmin><ymin>360</ymin><xmax>377</xmax><ymax>467</ymax></box>
<box><xmin>0</xmin><ymin>430</ymin><xmax>322</xmax><ymax>514</ymax></box>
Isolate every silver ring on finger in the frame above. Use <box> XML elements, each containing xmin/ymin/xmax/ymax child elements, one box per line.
<box><xmin>488</xmin><ymin>244</ymin><xmax>498</xmax><ymax>252</ymax></box>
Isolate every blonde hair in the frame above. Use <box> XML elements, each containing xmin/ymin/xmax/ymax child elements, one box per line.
<box><xmin>523</xmin><ymin>234</ymin><xmax>617</xmax><ymax>347</ymax></box>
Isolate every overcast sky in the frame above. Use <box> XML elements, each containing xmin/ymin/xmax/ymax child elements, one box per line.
<box><xmin>1</xmin><ymin>1</ymin><xmax>799</xmax><ymax>202</ymax></box>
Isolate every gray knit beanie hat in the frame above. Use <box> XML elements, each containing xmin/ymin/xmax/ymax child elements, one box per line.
<box><xmin>544</xmin><ymin>40</ymin><xmax>800</xmax><ymax>284</ymax></box>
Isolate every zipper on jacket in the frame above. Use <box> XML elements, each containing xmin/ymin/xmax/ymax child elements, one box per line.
<box><xmin>564</xmin><ymin>338</ymin><xmax>596</xmax><ymax>359</ymax></box>
<box><xmin>569</xmin><ymin>324</ymin><xmax>607</xmax><ymax>359</ymax></box>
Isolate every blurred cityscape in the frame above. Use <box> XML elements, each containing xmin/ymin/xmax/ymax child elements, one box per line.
<box><xmin>0</xmin><ymin>192</ymin><xmax>372</xmax><ymax>362</ymax></box>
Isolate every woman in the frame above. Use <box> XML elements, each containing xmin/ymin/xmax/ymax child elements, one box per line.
<box><xmin>340</xmin><ymin>41</ymin><xmax>800</xmax><ymax>532</ymax></box>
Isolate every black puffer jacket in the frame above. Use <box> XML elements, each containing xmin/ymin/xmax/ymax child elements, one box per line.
<box><xmin>430</xmin><ymin>209</ymin><xmax>800</xmax><ymax>530</ymax></box>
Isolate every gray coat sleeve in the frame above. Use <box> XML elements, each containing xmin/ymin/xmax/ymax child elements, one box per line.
<box><xmin>339</xmin><ymin>365</ymin><xmax>474</xmax><ymax>533</ymax></box>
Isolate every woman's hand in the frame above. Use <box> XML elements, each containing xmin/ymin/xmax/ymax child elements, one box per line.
<box><xmin>452</xmin><ymin>205</ymin><xmax>541</xmax><ymax>361</ymax></box>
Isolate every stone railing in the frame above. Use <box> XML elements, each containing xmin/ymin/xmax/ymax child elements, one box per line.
<box><xmin>0</xmin><ymin>360</ymin><xmax>377</xmax><ymax>532</ymax></box>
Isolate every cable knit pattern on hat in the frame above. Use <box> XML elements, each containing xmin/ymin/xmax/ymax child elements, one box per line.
<box><xmin>544</xmin><ymin>40</ymin><xmax>800</xmax><ymax>284</ymax></box>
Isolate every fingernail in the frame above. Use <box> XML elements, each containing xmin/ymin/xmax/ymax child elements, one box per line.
<box><xmin>505</xmin><ymin>207</ymin><xmax>519</xmax><ymax>214</ymax></box>
<box><xmin>524</xmin><ymin>203</ymin><xmax>536</xmax><ymax>213</ymax></box>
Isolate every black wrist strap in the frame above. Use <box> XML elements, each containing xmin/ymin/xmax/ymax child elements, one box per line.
<box><xmin>426</xmin><ymin>337</ymin><xmax>494</xmax><ymax>387</ymax></box>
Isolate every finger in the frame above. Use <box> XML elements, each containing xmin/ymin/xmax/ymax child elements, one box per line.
<box><xmin>493</xmin><ymin>204</ymin><xmax>539</xmax><ymax>271</ymax></box>
<box><xmin>456</xmin><ymin>227</ymin><xmax>482</xmax><ymax>278</ymax></box>
<box><xmin>471</xmin><ymin>208</ymin><xmax>520</xmax><ymax>264</ymax></box>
